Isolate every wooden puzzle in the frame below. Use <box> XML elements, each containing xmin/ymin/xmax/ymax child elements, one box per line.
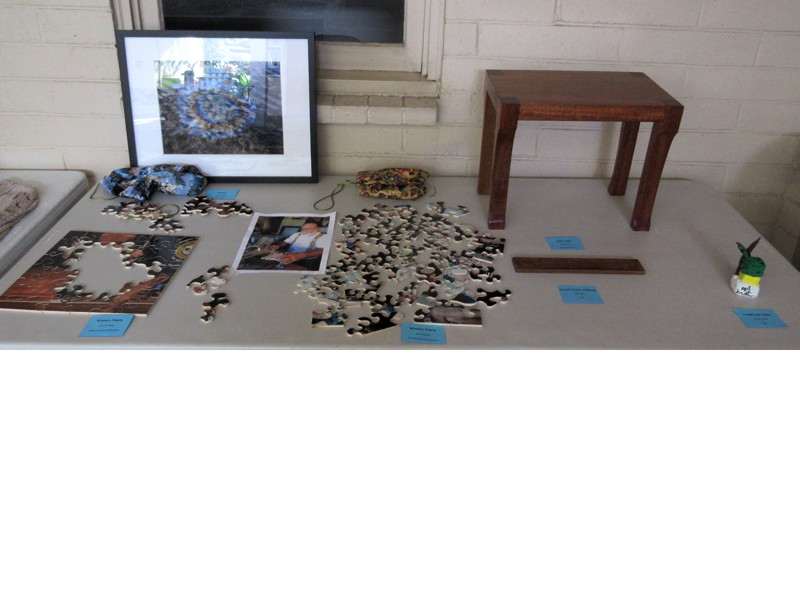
<box><xmin>186</xmin><ymin>265</ymin><xmax>231</xmax><ymax>322</ymax></box>
<box><xmin>200</xmin><ymin>292</ymin><xmax>230</xmax><ymax>322</ymax></box>
<box><xmin>295</xmin><ymin>202</ymin><xmax>511</xmax><ymax>336</ymax></box>
<box><xmin>0</xmin><ymin>231</ymin><xmax>197</xmax><ymax>315</ymax></box>
<box><xmin>101</xmin><ymin>195</ymin><xmax>253</xmax><ymax>233</ymax></box>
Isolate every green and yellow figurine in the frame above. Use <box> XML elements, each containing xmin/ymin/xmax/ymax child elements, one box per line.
<box><xmin>731</xmin><ymin>238</ymin><xmax>765</xmax><ymax>298</ymax></box>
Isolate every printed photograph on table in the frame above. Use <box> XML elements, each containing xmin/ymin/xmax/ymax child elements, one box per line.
<box><xmin>234</xmin><ymin>212</ymin><xmax>334</xmax><ymax>273</ymax></box>
<box><xmin>116</xmin><ymin>30</ymin><xmax>317</xmax><ymax>182</ymax></box>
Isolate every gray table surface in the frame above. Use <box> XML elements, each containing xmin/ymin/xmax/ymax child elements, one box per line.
<box><xmin>0</xmin><ymin>176</ymin><xmax>797</xmax><ymax>349</ymax></box>
<box><xmin>0</xmin><ymin>169</ymin><xmax>89</xmax><ymax>279</ymax></box>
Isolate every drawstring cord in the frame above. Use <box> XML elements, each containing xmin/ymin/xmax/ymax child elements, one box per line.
<box><xmin>313</xmin><ymin>179</ymin><xmax>355</xmax><ymax>211</ymax></box>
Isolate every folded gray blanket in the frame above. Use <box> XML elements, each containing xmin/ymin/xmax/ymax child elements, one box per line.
<box><xmin>0</xmin><ymin>179</ymin><xmax>39</xmax><ymax>240</ymax></box>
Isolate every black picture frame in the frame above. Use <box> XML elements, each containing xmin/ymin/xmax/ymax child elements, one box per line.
<box><xmin>115</xmin><ymin>30</ymin><xmax>317</xmax><ymax>183</ymax></box>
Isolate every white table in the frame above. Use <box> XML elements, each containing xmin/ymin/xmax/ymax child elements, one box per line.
<box><xmin>0</xmin><ymin>176</ymin><xmax>797</xmax><ymax>349</ymax></box>
<box><xmin>0</xmin><ymin>169</ymin><xmax>89</xmax><ymax>278</ymax></box>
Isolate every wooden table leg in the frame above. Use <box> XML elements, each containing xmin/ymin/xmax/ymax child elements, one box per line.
<box><xmin>608</xmin><ymin>121</ymin><xmax>640</xmax><ymax>196</ymax></box>
<box><xmin>487</xmin><ymin>102</ymin><xmax>520</xmax><ymax>230</ymax></box>
<box><xmin>477</xmin><ymin>91</ymin><xmax>497</xmax><ymax>195</ymax></box>
<box><xmin>630</xmin><ymin>109</ymin><xmax>682</xmax><ymax>231</ymax></box>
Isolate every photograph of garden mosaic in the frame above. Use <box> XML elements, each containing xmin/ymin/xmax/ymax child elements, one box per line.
<box><xmin>156</xmin><ymin>59</ymin><xmax>284</xmax><ymax>155</ymax></box>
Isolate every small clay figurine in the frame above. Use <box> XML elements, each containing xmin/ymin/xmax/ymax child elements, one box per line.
<box><xmin>731</xmin><ymin>238</ymin><xmax>765</xmax><ymax>298</ymax></box>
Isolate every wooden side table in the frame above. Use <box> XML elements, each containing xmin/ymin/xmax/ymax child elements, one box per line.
<box><xmin>477</xmin><ymin>70</ymin><xmax>683</xmax><ymax>231</ymax></box>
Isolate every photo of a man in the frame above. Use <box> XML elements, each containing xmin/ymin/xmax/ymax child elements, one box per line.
<box><xmin>235</xmin><ymin>213</ymin><xmax>334</xmax><ymax>273</ymax></box>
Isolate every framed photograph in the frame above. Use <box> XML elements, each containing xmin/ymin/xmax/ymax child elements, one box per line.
<box><xmin>115</xmin><ymin>30</ymin><xmax>317</xmax><ymax>183</ymax></box>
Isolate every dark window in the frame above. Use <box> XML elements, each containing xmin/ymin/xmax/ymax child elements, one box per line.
<box><xmin>162</xmin><ymin>0</ymin><xmax>405</xmax><ymax>44</ymax></box>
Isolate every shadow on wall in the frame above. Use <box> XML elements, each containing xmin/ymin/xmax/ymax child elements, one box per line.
<box><xmin>786</xmin><ymin>140</ymin><xmax>800</xmax><ymax>271</ymax></box>
<box><xmin>723</xmin><ymin>136</ymin><xmax>800</xmax><ymax>258</ymax></box>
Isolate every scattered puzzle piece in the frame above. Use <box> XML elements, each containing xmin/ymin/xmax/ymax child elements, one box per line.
<box><xmin>476</xmin><ymin>288</ymin><xmax>511</xmax><ymax>306</ymax></box>
<box><xmin>201</xmin><ymin>293</ymin><xmax>230</xmax><ymax>322</ymax></box>
<box><xmin>182</xmin><ymin>196</ymin><xmax>253</xmax><ymax>217</ymax></box>
<box><xmin>101</xmin><ymin>201</ymin><xmax>184</xmax><ymax>233</ymax></box>
<box><xmin>188</xmin><ymin>266</ymin><xmax>229</xmax><ymax>295</ymax></box>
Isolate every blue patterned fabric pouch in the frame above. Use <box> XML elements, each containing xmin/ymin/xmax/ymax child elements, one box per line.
<box><xmin>101</xmin><ymin>164</ymin><xmax>207</xmax><ymax>204</ymax></box>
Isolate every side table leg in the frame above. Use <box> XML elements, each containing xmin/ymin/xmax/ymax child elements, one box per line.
<box><xmin>608</xmin><ymin>121</ymin><xmax>640</xmax><ymax>196</ymax></box>
<box><xmin>487</xmin><ymin>103</ymin><xmax>520</xmax><ymax>230</ymax></box>
<box><xmin>477</xmin><ymin>91</ymin><xmax>497</xmax><ymax>195</ymax></box>
<box><xmin>630</xmin><ymin>110</ymin><xmax>682</xmax><ymax>231</ymax></box>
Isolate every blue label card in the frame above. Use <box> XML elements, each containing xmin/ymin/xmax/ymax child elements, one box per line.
<box><xmin>547</xmin><ymin>236</ymin><xmax>585</xmax><ymax>250</ymax></box>
<box><xmin>558</xmin><ymin>285</ymin><xmax>604</xmax><ymax>304</ymax></box>
<box><xmin>733</xmin><ymin>308</ymin><xmax>788</xmax><ymax>329</ymax></box>
<box><xmin>401</xmin><ymin>322</ymin><xmax>446</xmax><ymax>344</ymax></box>
<box><xmin>205</xmin><ymin>189</ymin><xmax>239</xmax><ymax>200</ymax></box>
<box><xmin>80</xmin><ymin>314</ymin><xmax>135</xmax><ymax>337</ymax></box>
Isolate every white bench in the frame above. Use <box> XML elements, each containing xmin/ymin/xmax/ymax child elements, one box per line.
<box><xmin>0</xmin><ymin>170</ymin><xmax>89</xmax><ymax>278</ymax></box>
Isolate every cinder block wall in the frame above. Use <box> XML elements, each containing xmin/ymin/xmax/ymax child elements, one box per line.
<box><xmin>0</xmin><ymin>0</ymin><xmax>129</xmax><ymax>175</ymax></box>
<box><xmin>1</xmin><ymin>0</ymin><xmax>799</xmax><ymax>262</ymax></box>
<box><xmin>781</xmin><ymin>168</ymin><xmax>800</xmax><ymax>268</ymax></box>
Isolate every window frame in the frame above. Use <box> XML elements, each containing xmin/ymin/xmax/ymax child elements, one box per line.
<box><xmin>111</xmin><ymin>0</ymin><xmax>444</xmax><ymax>79</ymax></box>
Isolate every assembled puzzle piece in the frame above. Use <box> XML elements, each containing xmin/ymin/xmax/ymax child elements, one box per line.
<box><xmin>346</xmin><ymin>309</ymin><xmax>402</xmax><ymax>336</ymax></box>
<box><xmin>312</xmin><ymin>309</ymin><xmax>347</xmax><ymax>328</ymax></box>
<box><xmin>414</xmin><ymin>305</ymin><xmax>482</xmax><ymax>326</ymax></box>
<box><xmin>467</xmin><ymin>264</ymin><xmax>501</xmax><ymax>283</ymax></box>
<box><xmin>102</xmin><ymin>201</ymin><xmax>186</xmax><ymax>233</ymax></box>
<box><xmin>448</xmin><ymin>291</ymin><xmax>478</xmax><ymax>306</ymax></box>
<box><xmin>476</xmin><ymin>288</ymin><xmax>511</xmax><ymax>307</ymax></box>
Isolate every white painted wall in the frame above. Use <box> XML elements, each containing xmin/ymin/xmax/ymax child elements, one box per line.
<box><xmin>0</xmin><ymin>0</ymin><xmax>129</xmax><ymax>176</ymax></box>
<box><xmin>1</xmin><ymin>0</ymin><xmax>799</xmax><ymax>263</ymax></box>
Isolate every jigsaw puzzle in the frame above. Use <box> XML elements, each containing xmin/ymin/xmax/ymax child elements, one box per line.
<box><xmin>101</xmin><ymin>201</ymin><xmax>184</xmax><ymax>233</ymax></box>
<box><xmin>200</xmin><ymin>292</ymin><xmax>230</xmax><ymax>322</ymax></box>
<box><xmin>182</xmin><ymin>196</ymin><xmax>253</xmax><ymax>218</ymax></box>
<box><xmin>295</xmin><ymin>201</ymin><xmax>511</xmax><ymax>336</ymax></box>
<box><xmin>0</xmin><ymin>231</ymin><xmax>197</xmax><ymax>315</ymax></box>
<box><xmin>101</xmin><ymin>195</ymin><xmax>253</xmax><ymax>233</ymax></box>
<box><xmin>187</xmin><ymin>265</ymin><xmax>229</xmax><ymax>295</ymax></box>
<box><xmin>186</xmin><ymin>265</ymin><xmax>231</xmax><ymax>322</ymax></box>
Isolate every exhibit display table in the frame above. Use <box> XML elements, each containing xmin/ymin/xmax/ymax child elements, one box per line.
<box><xmin>0</xmin><ymin>176</ymin><xmax>797</xmax><ymax>349</ymax></box>
<box><xmin>0</xmin><ymin>169</ymin><xmax>89</xmax><ymax>278</ymax></box>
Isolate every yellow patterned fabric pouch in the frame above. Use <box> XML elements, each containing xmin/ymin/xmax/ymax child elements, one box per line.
<box><xmin>354</xmin><ymin>168</ymin><xmax>430</xmax><ymax>200</ymax></box>
<box><xmin>314</xmin><ymin>168</ymin><xmax>432</xmax><ymax>210</ymax></box>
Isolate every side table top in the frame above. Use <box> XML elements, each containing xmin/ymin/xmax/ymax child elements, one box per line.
<box><xmin>485</xmin><ymin>70</ymin><xmax>683</xmax><ymax>120</ymax></box>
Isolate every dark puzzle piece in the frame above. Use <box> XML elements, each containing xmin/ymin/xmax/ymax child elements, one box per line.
<box><xmin>476</xmin><ymin>288</ymin><xmax>511</xmax><ymax>307</ymax></box>
<box><xmin>468</xmin><ymin>264</ymin><xmax>501</xmax><ymax>283</ymax></box>
<box><xmin>471</xmin><ymin>235</ymin><xmax>506</xmax><ymax>256</ymax></box>
<box><xmin>414</xmin><ymin>305</ymin><xmax>482</xmax><ymax>326</ymax></box>
<box><xmin>187</xmin><ymin>266</ymin><xmax>229</xmax><ymax>295</ymax></box>
<box><xmin>448</xmin><ymin>291</ymin><xmax>478</xmax><ymax>306</ymax></box>
<box><xmin>346</xmin><ymin>310</ymin><xmax>402</xmax><ymax>336</ymax></box>
<box><xmin>201</xmin><ymin>292</ymin><xmax>230</xmax><ymax>322</ymax></box>
<box><xmin>182</xmin><ymin>196</ymin><xmax>215</xmax><ymax>215</ymax></box>
<box><xmin>149</xmin><ymin>214</ymin><xmax>183</xmax><ymax>233</ymax></box>
<box><xmin>216</xmin><ymin>201</ymin><xmax>254</xmax><ymax>217</ymax></box>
